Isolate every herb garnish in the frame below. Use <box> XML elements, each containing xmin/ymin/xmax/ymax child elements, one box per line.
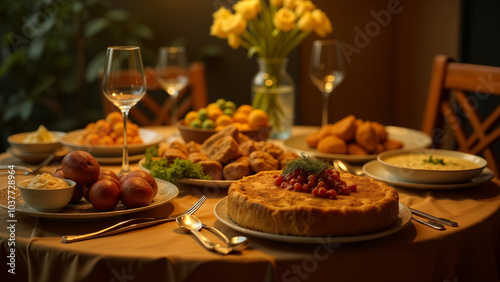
<box><xmin>282</xmin><ymin>152</ymin><xmax>330</xmax><ymax>175</ymax></box>
<box><xmin>423</xmin><ymin>155</ymin><xmax>446</xmax><ymax>165</ymax></box>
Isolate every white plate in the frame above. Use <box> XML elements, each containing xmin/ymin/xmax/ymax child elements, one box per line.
<box><xmin>60</xmin><ymin>129</ymin><xmax>163</xmax><ymax>157</ymax></box>
<box><xmin>0</xmin><ymin>179</ymin><xmax>178</xmax><ymax>220</ymax></box>
<box><xmin>362</xmin><ymin>160</ymin><xmax>494</xmax><ymax>190</ymax></box>
<box><xmin>214</xmin><ymin>197</ymin><xmax>411</xmax><ymax>244</ymax></box>
<box><xmin>138</xmin><ymin>158</ymin><xmax>234</xmax><ymax>188</ymax></box>
<box><xmin>283</xmin><ymin>126</ymin><xmax>432</xmax><ymax>163</ymax></box>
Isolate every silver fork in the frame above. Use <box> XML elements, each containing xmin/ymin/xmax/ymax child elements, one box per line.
<box><xmin>0</xmin><ymin>153</ymin><xmax>54</xmax><ymax>175</ymax></box>
<box><xmin>62</xmin><ymin>195</ymin><xmax>207</xmax><ymax>243</ymax></box>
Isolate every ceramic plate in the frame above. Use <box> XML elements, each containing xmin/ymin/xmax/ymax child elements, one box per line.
<box><xmin>138</xmin><ymin>158</ymin><xmax>234</xmax><ymax>188</ymax></box>
<box><xmin>0</xmin><ymin>179</ymin><xmax>178</xmax><ymax>220</ymax></box>
<box><xmin>283</xmin><ymin>126</ymin><xmax>432</xmax><ymax>163</ymax></box>
<box><xmin>362</xmin><ymin>160</ymin><xmax>494</xmax><ymax>190</ymax></box>
<box><xmin>95</xmin><ymin>154</ymin><xmax>144</xmax><ymax>165</ymax></box>
<box><xmin>60</xmin><ymin>129</ymin><xmax>163</xmax><ymax>157</ymax></box>
<box><xmin>214</xmin><ymin>197</ymin><xmax>411</xmax><ymax>244</ymax></box>
<box><xmin>7</xmin><ymin>146</ymin><xmax>69</xmax><ymax>163</ymax></box>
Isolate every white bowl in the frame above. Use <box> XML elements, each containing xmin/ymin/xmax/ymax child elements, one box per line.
<box><xmin>377</xmin><ymin>149</ymin><xmax>487</xmax><ymax>184</ymax></box>
<box><xmin>17</xmin><ymin>179</ymin><xmax>76</xmax><ymax>212</ymax></box>
<box><xmin>8</xmin><ymin>131</ymin><xmax>66</xmax><ymax>154</ymax></box>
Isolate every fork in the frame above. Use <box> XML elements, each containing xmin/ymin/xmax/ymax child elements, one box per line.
<box><xmin>62</xmin><ymin>195</ymin><xmax>207</xmax><ymax>243</ymax></box>
<box><xmin>0</xmin><ymin>153</ymin><xmax>55</xmax><ymax>175</ymax></box>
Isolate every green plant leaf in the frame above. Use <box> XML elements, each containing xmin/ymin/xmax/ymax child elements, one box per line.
<box><xmin>84</xmin><ymin>18</ymin><xmax>109</xmax><ymax>38</ymax></box>
<box><xmin>27</xmin><ymin>37</ymin><xmax>46</xmax><ymax>61</ymax></box>
<box><xmin>106</xmin><ymin>9</ymin><xmax>130</xmax><ymax>21</ymax></box>
<box><xmin>86</xmin><ymin>51</ymin><xmax>106</xmax><ymax>83</ymax></box>
<box><xmin>131</xmin><ymin>24</ymin><xmax>155</xmax><ymax>40</ymax></box>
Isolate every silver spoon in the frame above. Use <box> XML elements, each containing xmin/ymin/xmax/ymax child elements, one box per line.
<box><xmin>202</xmin><ymin>223</ymin><xmax>248</xmax><ymax>251</ymax></box>
<box><xmin>176</xmin><ymin>215</ymin><xmax>232</xmax><ymax>255</ymax></box>
<box><xmin>334</xmin><ymin>159</ymin><xmax>364</xmax><ymax>176</ymax></box>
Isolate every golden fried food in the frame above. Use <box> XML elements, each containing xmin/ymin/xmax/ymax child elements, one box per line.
<box><xmin>202</xmin><ymin>136</ymin><xmax>241</xmax><ymax>164</ymax></box>
<box><xmin>162</xmin><ymin>148</ymin><xmax>188</xmax><ymax>165</ymax></box>
<box><xmin>347</xmin><ymin>143</ymin><xmax>369</xmax><ymax>155</ymax></box>
<box><xmin>169</xmin><ymin>141</ymin><xmax>189</xmax><ymax>156</ymax></box>
<box><xmin>371</xmin><ymin>121</ymin><xmax>388</xmax><ymax>143</ymax></box>
<box><xmin>185</xmin><ymin>141</ymin><xmax>201</xmax><ymax>153</ymax></box>
<box><xmin>306</xmin><ymin>131</ymin><xmax>321</xmax><ymax>148</ymax></box>
<box><xmin>319</xmin><ymin>124</ymin><xmax>335</xmax><ymax>139</ymax></box>
<box><xmin>77</xmin><ymin>112</ymin><xmax>142</xmax><ymax>145</ymax></box>
<box><xmin>383</xmin><ymin>139</ymin><xmax>404</xmax><ymax>151</ymax></box>
<box><xmin>188</xmin><ymin>152</ymin><xmax>210</xmax><ymax>163</ymax></box>
<box><xmin>355</xmin><ymin>122</ymin><xmax>378</xmax><ymax>153</ymax></box>
<box><xmin>317</xmin><ymin>135</ymin><xmax>347</xmax><ymax>154</ymax></box>
<box><xmin>331</xmin><ymin>115</ymin><xmax>357</xmax><ymax>141</ymax></box>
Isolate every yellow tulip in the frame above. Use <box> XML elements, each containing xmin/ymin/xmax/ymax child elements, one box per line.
<box><xmin>234</xmin><ymin>0</ymin><xmax>261</xmax><ymax>20</ymax></box>
<box><xmin>283</xmin><ymin>0</ymin><xmax>298</xmax><ymax>10</ymax></box>
<box><xmin>213</xmin><ymin>6</ymin><xmax>232</xmax><ymax>20</ymax></box>
<box><xmin>228</xmin><ymin>33</ymin><xmax>241</xmax><ymax>49</ymax></box>
<box><xmin>223</xmin><ymin>13</ymin><xmax>247</xmax><ymax>35</ymax></box>
<box><xmin>295</xmin><ymin>0</ymin><xmax>316</xmax><ymax>17</ymax></box>
<box><xmin>273</xmin><ymin>8</ymin><xmax>296</xmax><ymax>32</ymax></box>
<box><xmin>297</xmin><ymin>11</ymin><xmax>314</xmax><ymax>32</ymax></box>
<box><xmin>210</xmin><ymin>19</ymin><xmax>229</xmax><ymax>39</ymax></box>
<box><xmin>311</xmin><ymin>9</ymin><xmax>333</xmax><ymax>37</ymax></box>
<box><xmin>270</xmin><ymin>0</ymin><xmax>283</xmax><ymax>7</ymax></box>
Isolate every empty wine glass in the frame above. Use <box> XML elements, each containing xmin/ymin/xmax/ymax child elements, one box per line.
<box><xmin>102</xmin><ymin>46</ymin><xmax>146</xmax><ymax>176</ymax></box>
<box><xmin>156</xmin><ymin>46</ymin><xmax>188</xmax><ymax>126</ymax></box>
<box><xmin>309</xmin><ymin>40</ymin><xmax>345</xmax><ymax>126</ymax></box>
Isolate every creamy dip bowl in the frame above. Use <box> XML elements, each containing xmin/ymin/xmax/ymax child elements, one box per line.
<box><xmin>17</xmin><ymin>175</ymin><xmax>76</xmax><ymax>212</ymax></box>
<box><xmin>377</xmin><ymin>149</ymin><xmax>487</xmax><ymax>184</ymax></box>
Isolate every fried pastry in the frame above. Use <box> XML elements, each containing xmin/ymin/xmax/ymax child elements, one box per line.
<box><xmin>355</xmin><ymin>122</ymin><xmax>378</xmax><ymax>152</ymax></box>
<box><xmin>198</xmin><ymin>160</ymin><xmax>223</xmax><ymax>180</ymax></box>
<box><xmin>317</xmin><ymin>135</ymin><xmax>347</xmax><ymax>154</ymax></box>
<box><xmin>202</xmin><ymin>135</ymin><xmax>241</xmax><ymax>164</ymax></box>
<box><xmin>331</xmin><ymin>115</ymin><xmax>357</xmax><ymax>141</ymax></box>
<box><xmin>383</xmin><ymin>139</ymin><xmax>404</xmax><ymax>151</ymax></box>
<box><xmin>347</xmin><ymin>143</ymin><xmax>369</xmax><ymax>155</ymax></box>
<box><xmin>306</xmin><ymin>131</ymin><xmax>321</xmax><ymax>148</ymax></box>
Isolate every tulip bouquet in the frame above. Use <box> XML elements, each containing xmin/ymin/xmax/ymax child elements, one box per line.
<box><xmin>210</xmin><ymin>0</ymin><xmax>333</xmax><ymax>136</ymax></box>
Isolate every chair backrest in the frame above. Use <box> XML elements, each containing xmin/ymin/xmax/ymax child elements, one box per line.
<box><xmin>422</xmin><ymin>55</ymin><xmax>500</xmax><ymax>176</ymax></box>
<box><xmin>100</xmin><ymin>61</ymin><xmax>208</xmax><ymax>126</ymax></box>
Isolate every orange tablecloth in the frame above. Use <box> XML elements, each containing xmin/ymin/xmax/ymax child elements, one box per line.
<box><xmin>1</xmin><ymin>127</ymin><xmax>499</xmax><ymax>282</ymax></box>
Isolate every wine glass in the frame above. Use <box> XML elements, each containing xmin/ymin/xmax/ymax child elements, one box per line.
<box><xmin>156</xmin><ymin>46</ymin><xmax>188</xmax><ymax>126</ymax></box>
<box><xmin>102</xmin><ymin>46</ymin><xmax>146</xmax><ymax>176</ymax></box>
<box><xmin>309</xmin><ymin>40</ymin><xmax>345</xmax><ymax>126</ymax></box>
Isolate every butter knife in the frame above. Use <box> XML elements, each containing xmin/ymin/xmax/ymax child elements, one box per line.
<box><xmin>409</xmin><ymin>208</ymin><xmax>458</xmax><ymax>227</ymax></box>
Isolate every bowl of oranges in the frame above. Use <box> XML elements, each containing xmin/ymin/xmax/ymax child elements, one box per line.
<box><xmin>178</xmin><ymin>99</ymin><xmax>272</xmax><ymax>143</ymax></box>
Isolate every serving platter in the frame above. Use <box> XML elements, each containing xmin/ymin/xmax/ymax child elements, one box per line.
<box><xmin>60</xmin><ymin>129</ymin><xmax>163</xmax><ymax>157</ymax></box>
<box><xmin>0</xmin><ymin>179</ymin><xmax>178</xmax><ymax>220</ymax></box>
<box><xmin>214</xmin><ymin>197</ymin><xmax>411</xmax><ymax>244</ymax></box>
<box><xmin>283</xmin><ymin>126</ymin><xmax>432</xmax><ymax>163</ymax></box>
<box><xmin>362</xmin><ymin>160</ymin><xmax>494</xmax><ymax>190</ymax></box>
<box><xmin>138</xmin><ymin>158</ymin><xmax>234</xmax><ymax>188</ymax></box>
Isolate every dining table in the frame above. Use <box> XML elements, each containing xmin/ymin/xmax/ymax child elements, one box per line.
<box><xmin>1</xmin><ymin>126</ymin><xmax>499</xmax><ymax>282</ymax></box>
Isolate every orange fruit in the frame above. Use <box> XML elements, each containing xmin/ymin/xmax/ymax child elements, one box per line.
<box><xmin>184</xmin><ymin>111</ymin><xmax>199</xmax><ymax>126</ymax></box>
<box><xmin>247</xmin><ymin>109</ymin><xmax>269</xmax><ymax>128</ymax></box>
<box><xmin>232</xmin><ymin>112</ymin><xmax>248</xmax><ymax>123</ymax></box>
<box><xmin>215</xmin><ymin>115</ymin><xmax>233</xmax><ymax>127</ymax></box>
<box><xmin>208</xmin><ymin>107</ymin><xmax>223</xmax><ymax>121</ymax></box>
<box><xmin>237</xmin><ymin>104</ymin><xmax>253</xmax><ymax>114</ymax></box>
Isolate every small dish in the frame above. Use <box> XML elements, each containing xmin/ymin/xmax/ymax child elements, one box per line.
<box><xmin>177</xmin><ymin>120</ymin><xmax>271</xmax><ymax>144</ymax></box>
<box><xmin>7</xmin><ymin>146</ymin><xmax>69</xmax><ymax>163</ymax></box>
<box><xmin>8</xmin><ymin>131</ymin><xmax>66</xmax><ymax>154</ymax></box>
<box><xmin>377</xmin><ymin>149</ymin><xmax>487</xmax><ymax>184</ymax></box>
<box><xmin>17</xmin><ymin>178</ymin><xmax>76</xmax><ymax>212</ymax></box>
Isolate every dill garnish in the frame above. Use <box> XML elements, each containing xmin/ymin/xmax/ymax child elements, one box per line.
<box><xmin>282</xmin><ymin>153</ymin><xmax>330</xmax><ymax>175</ymax></box>
<box><xmin>423</xmin><ymin>155</ymin><xmax>446</xmax><ymax>165</ymax></box>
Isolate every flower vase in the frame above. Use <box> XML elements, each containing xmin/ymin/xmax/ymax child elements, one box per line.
<box><xmin>252</xmin><ymin>58</ymin><xmax>295</xmax><ymax>139</ymax></box>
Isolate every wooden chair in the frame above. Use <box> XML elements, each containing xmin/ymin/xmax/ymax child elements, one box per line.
<box><xmin>422</xmin><ymin>55</ymin><xmax>500</xmax><ymax>177</ymax></box>
<box><xmin>100</xmin><ymin>62</ymin><xmax>208</xmax><ymax>125</ymax></box>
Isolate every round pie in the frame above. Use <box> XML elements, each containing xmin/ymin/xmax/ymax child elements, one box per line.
<box><xmin>227</xmin><ymin>170</ymin><xmax>399</xmax><ymax>237</ymax></box>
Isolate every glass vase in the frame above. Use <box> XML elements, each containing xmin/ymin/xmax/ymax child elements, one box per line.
<box><xmin>252</xmin><ymin>58</ymin><xmax>295</xmax><ymax>139</ymax></box>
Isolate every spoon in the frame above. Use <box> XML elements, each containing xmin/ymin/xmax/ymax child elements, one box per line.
<box><xmin>176</xmin><ymin>214</ymin><xmax>231</xmax><ymax>254</ymax></box>
<box><xmin>202</xmin><ymin>223</ymin><xmax>248</xmax><ymax>251</ymax></box>
<box><xmin>334</xmin><ymin>159</ymin><xmax>364</xmax><ymax>176</ymax></box>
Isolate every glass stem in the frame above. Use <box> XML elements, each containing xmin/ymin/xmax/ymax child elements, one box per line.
<box><xmin>120</xmin><ymin>109</ymin><xmax>130</xmax><ymax>176</ymax></box>
<box><xmin>322</xmin><ymin>91</ymin><xmax>330</xmax><ymax>126</ymax></box>
<box><xmin>171</xmin><ymin>91</ymin><xmax>178</xmax><ymax>126</ymax></box>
